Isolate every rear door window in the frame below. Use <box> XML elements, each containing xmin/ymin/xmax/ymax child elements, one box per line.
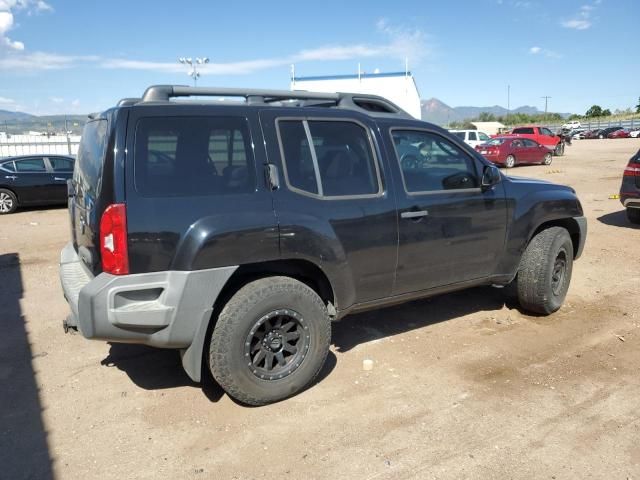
<box><xmin>277</xmin><ymin>119</ymin><xmax>381</xmax><ymax>198</ymax></box>
<box><xmin>15</xmin><ymin>158</ymin><xmax>47</xmax><ymax>172</ymax></box>
<box><xmin>134</xmin><ymin>116</ymin><xmax>255</xmax><ymax>197</ymax></box>
<box><xmin>49</xmin><ymin>156</ymin><xmax>74</xmax><ymax>171</ymax></box>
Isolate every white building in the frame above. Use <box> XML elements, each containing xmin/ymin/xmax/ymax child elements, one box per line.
<box><xmin>291</xmin><ymin>70</ymin><xmax>422</xmax><ymax>120</ymax></box>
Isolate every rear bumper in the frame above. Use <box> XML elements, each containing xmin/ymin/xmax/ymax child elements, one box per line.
<box><xmin>59</xmin><ymin>242</ymin><xmax>237</xmax><ymax>378</ymax></box>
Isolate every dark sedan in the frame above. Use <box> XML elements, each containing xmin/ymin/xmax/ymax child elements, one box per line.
<box><xmin>0</xmin><ymin>154</ymin><xmax>74</xmax><ymax>214</ymax></box>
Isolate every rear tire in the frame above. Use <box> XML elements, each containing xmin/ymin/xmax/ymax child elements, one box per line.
<box><xmin>627</xmin><ymin>208</ymin><xmax>640</xmax><ymax>225</ymax></box>
<box><xmin>554</xmin><ymin>142</ymin><xmax>564</xmax><ymax>156</ymax></box>
<box><xmin>209</xmin><ymin>276</ymin><xmax>330</xmax><ymax>406</ymax></box>
<box><xmin>0</xmin><ymin>188</ymin><xmax>17</xmax><ymax>214</ymax></box>
<box><xmin>505</xmin><ymin>155</ymin><xmax>516</xmax><ymax>168</ymax></box>
<box><xmin>516</xmin><ymin>227</ymin><xmax>573</xmax><ymax>315</ymax></box>
<box><xmin>543</xmin><ymin>152</ymin><xmax>553</xmax><ymax>165</ymax></box>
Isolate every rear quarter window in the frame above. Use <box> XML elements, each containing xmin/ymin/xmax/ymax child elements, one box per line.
<box><xmin>75</xmin><ymin>119</ymin><xmax>108</xmax><ymax>197</ymax></box>
<box><xmin>134</xmin><ymin>116</ymin><xmax>255</xmax><ymax>197</ymax></box>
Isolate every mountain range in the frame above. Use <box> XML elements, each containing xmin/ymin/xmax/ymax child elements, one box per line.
<box><xmin>420</xmin><ymin>98</ymin><xmax>571</xmax><ymax>125</ymax></box>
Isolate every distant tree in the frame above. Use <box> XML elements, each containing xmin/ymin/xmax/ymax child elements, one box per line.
<box><xmin>478</xmin><ymin>112</ymin><xmax>496</xmax><ymax>122</ymax></box>
<box><xmin>585</xmin><ymin>105</ymin><xmax>603</xmax><ymax>117</ymax></box>
<box><xmin>636</xmin><ymin>97</ymin><xmax>640</xmax><ymax>114</ymax></box>
<box><xmin>602</xmin><ymin>108</ymin><xmax>612</xmax><ymax>117</ymax></box>
<box><xmin>567</xmin><ymin>114</ymin><xmax>582</xmax><ymax>120</ymax></box>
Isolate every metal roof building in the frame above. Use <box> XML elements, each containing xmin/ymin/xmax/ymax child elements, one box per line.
<box><xmin>291</xmin><ymin>70</ymin><xmax>422</xmax><ymax>120</ymax></box>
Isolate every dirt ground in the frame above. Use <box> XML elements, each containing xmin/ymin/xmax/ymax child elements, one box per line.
<box><xmin>1</xmin><ymin>138</ymin><xmax>639</xmax><ymax>480</ymax></box>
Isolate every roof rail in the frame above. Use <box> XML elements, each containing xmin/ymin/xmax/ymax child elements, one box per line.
<box><xmin>139</xmin><ymin>85</ymin><xmax>412</xmax><ymax>119</ymax></box>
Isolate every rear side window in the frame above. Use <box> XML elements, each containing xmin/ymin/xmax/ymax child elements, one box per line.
<box><xmin>1</xmin><ymin>161</ymin><xmax>15</xmax><ymax>172</ymax></box>
<box><xmin>134</xmin><ymin>116</ymin><xmax>255</xmax><ymax>197</ymax></box>
<box><xmin>76</xmin><ymin>119</ymin><xmax>108</xmax><ymax>197</ymax></box>
<box><xmin>468</xmin><ymin>132</ymin><xmax>477</xmax><ymax>141</ymax></box>
<box><xmin>49</xmin><ymin>157</ymin><xmax>74</xmax><ymax>171</ymax></box>
<box><xmin>512</xmin><ymin>127</ymin><xmax>534</xmax><ymax>134</ymax></box>
<box><xmin>277</xmin><ymin>119</ymin><xmax>381</xmax><ymax>198</ymax></box>
<box><xmin>15</xmin><ymin>158</ymin><xmax>46</xmax><ymax>172</ymax></box>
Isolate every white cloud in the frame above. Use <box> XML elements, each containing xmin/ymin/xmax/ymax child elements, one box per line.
<box><xmin>2</xmin><ymin>19</ymin><xmax>431</xmax><ymax>77</ymax></box>
<box><xmin>49</xmin><ymin>96</ymin><xmax>63</xmax><ymax>103</ymax></box>
<box><xmin>0</xmin><ymin>51</ymin><xmax>99</xmax><ymax>70</ymax></box>
<box><xmin>102</xmin><ymin>21</ymin><xmax>431</xmax><ymax>76</ymax></box>
<box><xmin>562</xmin><ymin>2</ymin><xmax>598</xmax><ymax>30</ymax></box>
<box><xmin>71</xmin><ymin>99</ymin><xmax>80</xmax><ymax>107</ymax></box>
<box><xmin>529</xmin><ymin>46</ymin><xmax>562</xmax><ymax>58</ymax></box>
<box><xmin>0</xmin><ymin>0</ymin><xmax>52</xmax><ymax>52</ymax></box>
<box><xmin>0</xmin><ymin>95</ymin><xmax>15</xmax><ymax>103</ymax></box>
<box><xmin>561</xmin><ymin>18</ymin><xmax>591</xmax><ymax>30</ymax></box>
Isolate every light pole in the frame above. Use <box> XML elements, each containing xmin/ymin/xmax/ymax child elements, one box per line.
<box><xmin>178</xmin><ymin>57</ymin><xmax>209</xmax><ymax>86</ymax></box>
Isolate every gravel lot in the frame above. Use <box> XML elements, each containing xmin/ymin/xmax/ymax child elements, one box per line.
<box><xmin>1</xmin><ymin>138</ymin><xmax>639</xmax><ymax>480</ymax></box>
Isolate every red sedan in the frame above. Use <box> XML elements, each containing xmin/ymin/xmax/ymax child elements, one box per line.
<box><xmin>475</xmin><ymin>137</ymin><xmax>553</xmax><ymax>168</ymax></box>
<box><xmin>608</xmin><ymin>129</ymin><xmax>631</xmax><ymax>139</ymax></box>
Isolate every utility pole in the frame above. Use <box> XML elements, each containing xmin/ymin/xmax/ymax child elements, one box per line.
<box><xmin>541</xmin><ymin>96</ymin><xmax>551</xmax><ymax>116</ymax></box>
<box><xmin>507</xmin><ymin>84</ymin><xmax>510</xmax><ymax>123</ymax></box>
<box><xmin>178</xmin><ymin>57</ymin><xmax>210</xmax><ymax>86</ymax></box>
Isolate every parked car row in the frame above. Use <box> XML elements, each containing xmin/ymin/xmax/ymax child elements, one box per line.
<box><xmin>571</xmin><ymin>126</ymin><xmax>640</xmax><ymax>140</ymax></box>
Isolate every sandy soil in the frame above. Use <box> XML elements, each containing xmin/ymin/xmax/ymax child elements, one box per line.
<box><xmin>1</xmin><ymin>138</ymin><xmax>639</xmax><ymax>480</ymax></box>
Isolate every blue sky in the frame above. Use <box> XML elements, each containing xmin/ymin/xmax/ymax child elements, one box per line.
<box><xmin>0</xmin><ymin>0</ymin><xmax>637</xmax><ymax>116</ymax></box>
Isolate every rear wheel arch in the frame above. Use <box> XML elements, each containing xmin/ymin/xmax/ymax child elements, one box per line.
<box><xmin>188</xmin><ymin>259</ymin><xmax>336</xmax><ymax>380</ymax></box>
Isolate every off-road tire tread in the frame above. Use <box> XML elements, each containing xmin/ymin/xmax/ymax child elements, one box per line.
<box><xmin>209</xmin><ymin>276</ymin><xmax>330</xmax><ymax>406</ymax></box>
<box><xmin>516</xmin><ymin>227</ymin><xmax>573</xmax><ymax>315</ymax></box>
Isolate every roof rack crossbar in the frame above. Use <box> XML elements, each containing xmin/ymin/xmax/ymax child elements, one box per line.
<box><xmin>138</xmin><ymin>85</ymin><xmax>413</xmax><ymax>119</ymax></box>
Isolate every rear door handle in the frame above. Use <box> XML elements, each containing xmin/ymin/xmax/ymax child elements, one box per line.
<box><xmin>54</xmin><ymin>177</ymin><xmax>67</xmax><ymax>181</ymax></box>
<box><xmin>401</xmin><ymin>210</ymin><xmax>429</xmax><ymax>219</ymax></box>
<box><xmin>5</xmin><ymin>175</ymin><xmax>17</xmax><ymax>180</ymax></box>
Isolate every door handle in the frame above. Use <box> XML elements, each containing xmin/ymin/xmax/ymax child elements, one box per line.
<box><xmin>5</xmin><ymin>175</ymin><xmax>17</xmax><ymax>180</ymax></box>
<box><xmin>54</xmin><ymin>177</ymin><xmax>67</xmax><ymax>181</ymax></box>
<box><xmin>401</xmin><ymin>210</ymin><xmax>429</xmax><ymax>219</ymax></box>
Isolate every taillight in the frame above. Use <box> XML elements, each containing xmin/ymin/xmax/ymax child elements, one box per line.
<box><xmin>624</xmin><ymin>162</ymin><xmax>640</xmax><ymax>177</ymax></box>
<box><xmin>100</xmin><ymin>203</ymin><xmax>129</xmax><ymax>275</ymax></box>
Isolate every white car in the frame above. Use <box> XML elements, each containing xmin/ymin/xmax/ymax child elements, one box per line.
<box><xmin>449</xmin><ymin>129</ymin><xmax>491</xmax><ymax>148</ymax></box>
<box><xmin>630</xmin><ymin>129</ymin><xmax>640</xmax><ymax>138</ymax></box>
<box><xmin>562</xmin><ymin>120</ymin><xmax>582</xmax><ymax>130</ymax></box>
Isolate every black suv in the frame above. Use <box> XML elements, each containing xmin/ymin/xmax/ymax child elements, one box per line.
<box><xmin>60</xmin><ymin>85</ymin><xmax>586</xmax><ymax>405</ymax></box>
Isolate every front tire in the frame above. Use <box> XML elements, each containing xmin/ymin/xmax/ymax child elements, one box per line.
<box><xmin>0</xmin><ymin>188</ymin><xmax>17</xmax><ymax>214</ymax></box>
<box><xmin>209</xmin><ymin>276</ymin><xmax>331</xmax><ymax>406</ymax></box>
<box><xmin>543</xmin><ymin>152</ymin><xmax>553</xmax><ymax>165</ymax></box>
<box><xmin>627</xmin><ymin>208</ymin><xmax>640</xmax><ymax>225</ymax></box>
<box><xmin>516</xmin><ymin>227</ymin><xmax>573</xmax><ymax>315</ymax></box>
<box><xmin>505</xmin><ymin>154</ymin><xmax>516</xmax><ymax>168</ymax></box>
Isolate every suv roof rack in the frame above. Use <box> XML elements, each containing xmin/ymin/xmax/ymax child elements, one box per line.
<box><xmin>137</xmin><ymin>85</ymin><xmax>413</xmax><ymax>119</ymax></box>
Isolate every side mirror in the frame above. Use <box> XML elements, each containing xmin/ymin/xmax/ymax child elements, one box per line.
<box><xmin>481</xmin><ymin>165</ymin><xmax>501</xmax><ymax>189</ymax></box>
